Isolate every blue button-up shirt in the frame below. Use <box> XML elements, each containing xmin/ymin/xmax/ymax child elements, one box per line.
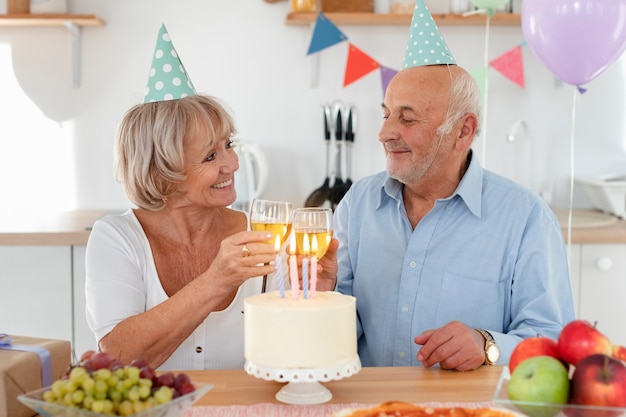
<box><xmin>334</xmin><ymin>152</ymin><xmax>575</xmax><ymax>366</ymax></box>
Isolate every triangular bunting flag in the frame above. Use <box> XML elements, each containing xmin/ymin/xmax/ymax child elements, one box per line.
<box><xmin>469</xmin><ymin>67</ymin><xmax>488</xmax><ymax>100</ymax></box>
<box><xmin>380</xmin><ymin>65</ymin><xmax>398</xmax><ymax>97</ymax></box>
<box><xmin>307</xmin><ymin>13</ymin><xmax>348</xmax><ymax>55</ymax></box>
<box><xmin>344</xmin><ymin>44</ymin><xmax>380</xmax><ymax>87</ymax></box>
<box><xmin>489</xmin><ymin>45</ymin><xmax>525</xmax><ymax>88</ymax></box>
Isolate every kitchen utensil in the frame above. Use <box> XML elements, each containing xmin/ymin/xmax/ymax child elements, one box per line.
<box><xmin>330</xmin><ymin>102</ymin><xmax>351</xmax><ymax>209</ymax></box>
<box><xmin>344</xmin><ymin>104</ymin><xmax>355</xmax><ymax>190</ymax></box>
<box><xmin>304</xmin><ymin>104</ymin><xmax>333</xmax><ymax>207</ymax></box>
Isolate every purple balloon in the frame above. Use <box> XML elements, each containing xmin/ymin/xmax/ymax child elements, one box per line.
<box><xmin>522</xmin><ymin>0</ymin><xmax>626</xmax><ymax>86</ymax></box>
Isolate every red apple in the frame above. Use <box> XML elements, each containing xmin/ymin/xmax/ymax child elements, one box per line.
<box><xmin>509</xmin><ymin>336</ymin><xmax>563</xmax><ymax>374</ymax></box>
<box><xmin>612</xmin><ymin>345</ymin><xmax>626</xmax><ymax>363</ymax></box>
<box><xmin>558</xmin><ymin>320</ymin><xmax>613</xmax><ymax>366</ymax></box>
<box><xmin>568</xmin><ymin>354</ymin><xmax>626</xmax><ymax>417</ymax></box>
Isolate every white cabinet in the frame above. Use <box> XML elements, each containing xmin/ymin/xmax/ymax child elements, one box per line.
<box><xmin>0</xmin><ymin>246</ymin><xmax>73</xmax><ymax>342</ymax></box>
<box><xmin>72</xmin><ymin>245</ymin><xmax>97</xmax><ymax>355</ymax></box>
<box><xmin>0</xmin><ymin>244</ymin><xmax>96</xmax><ymax>356</ymax></box>
<box><xmin>566</xmin><ymin>244</ymin><xmax>582</xmax><ymax>317</ymax></box>
<box><xmin>577</xmin><ymin>244</ymin><xmax>626</xmax><ymax>346</ymax></box>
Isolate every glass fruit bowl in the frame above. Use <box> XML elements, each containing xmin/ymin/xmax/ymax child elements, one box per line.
<box><xmin>18</xmin><ymin>381</ymin><xmax>212</xmax><ymax>417</ymax></box>
<box><xmin>493</xmin><ymin>367</ymin><xmax>626</xmax><ymax>417</ymax></box>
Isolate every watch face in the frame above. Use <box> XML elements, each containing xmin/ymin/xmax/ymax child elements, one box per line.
<box><xmin>487</xmin><ymin>345</ymin><xmax>500</xmax><ymax>363</ymax></box>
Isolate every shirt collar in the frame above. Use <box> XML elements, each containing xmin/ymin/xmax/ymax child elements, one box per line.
<box><xmin>380</xmin><ymin>150</ymin><xmax>483</xmax><ymax>218</ymax></box>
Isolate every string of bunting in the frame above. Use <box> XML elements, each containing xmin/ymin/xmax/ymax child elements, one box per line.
<box><xmin>306</xmin><ymin>12</ymin><xmax>527</xmax><ymax>95</ymax></box>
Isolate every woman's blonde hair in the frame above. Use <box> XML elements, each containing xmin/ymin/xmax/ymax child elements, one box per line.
<box><xmin>115</xmin><ymin>94</ymin><xmax>236</xmax><ymax>211</ymax></box>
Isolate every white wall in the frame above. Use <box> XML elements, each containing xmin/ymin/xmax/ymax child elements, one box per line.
<box><xmin>1</xmin><ymin>0</ymin><xmax>625</xmax><ymax>212</ymax></box>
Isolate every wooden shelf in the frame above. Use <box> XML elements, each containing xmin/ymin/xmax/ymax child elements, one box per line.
<box><xmin>0</xmin><ymin>14</ymin><xmax>105</xmax><ymax>27</ymax></box>
<box><xmin>286</xmin><ymin>12</ymin><xmax>521</xmax><ymax>26</ymax></box>
<box><xmin>0</xmin><ymin>14</ymin><xmax>105</xmax><ymax>87</ymax></box>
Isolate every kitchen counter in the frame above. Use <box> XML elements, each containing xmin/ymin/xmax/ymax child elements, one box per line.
<box><xmin>0</xmin><ymin>210</ymin><xmax>115</xmax><ymax>245</ymax></box>
<box><xmin>0</xmin><ymin>209</ymin><xmax>625</xmax><ymax>245</ymax></box>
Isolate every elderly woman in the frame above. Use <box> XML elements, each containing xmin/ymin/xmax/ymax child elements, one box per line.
<box><xmin>85</xmin><ymin>94</ymin><xmax>280</xmax><ymax>370</ymax></box>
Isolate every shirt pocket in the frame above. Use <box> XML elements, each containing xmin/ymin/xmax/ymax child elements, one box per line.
<box><xmin>435</xmin><ymin>270</ymin><xmax>505</xmax><ymax>330</ymax></box>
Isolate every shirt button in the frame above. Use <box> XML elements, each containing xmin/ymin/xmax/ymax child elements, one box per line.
<box><xmin>195</xmin><ymin>346</ymin><xmax>203</xmax><ymax>353</ymax></box>
<box><xmin>409</xmin><ymin>261</ymin><xmax>416</xmax><ymax>268</ymax></box>
<box><xmin>402</xmin><ymin>306</ymin><xmax>409</xmax><ymax>313</ymax></box>
<box><xmin>398</xmin><ymin>351</ymin><xmax>406</xmax><ymax>358</ymax></box>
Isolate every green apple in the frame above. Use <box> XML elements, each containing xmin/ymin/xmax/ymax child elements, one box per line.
<box><xmin>507</xmin><ymin>355</ymin><xmax>570</xmax><ymax>417</ymax></box>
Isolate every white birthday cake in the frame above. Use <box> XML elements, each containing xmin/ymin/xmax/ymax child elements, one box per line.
<box><xmin>244</xmin><ymin>290</ymin><xmax>358</xmax><ymax>370</ymax></box>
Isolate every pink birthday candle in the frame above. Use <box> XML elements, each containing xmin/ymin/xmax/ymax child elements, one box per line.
<box><xmin>302</xmin><ymin>233</ymin><xmax>309</xmax><ymax>299</ymax></box>
<box><xmin>288</xmin><ymin>230</ymin><xmax>299</xmax><ymax>300</ymax></box>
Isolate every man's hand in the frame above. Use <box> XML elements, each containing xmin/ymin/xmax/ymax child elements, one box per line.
<box><xmin>315</xmin><ymin>238</ymin><xmax>339</xmax><ymax>291</ymax></box>
<box><xmin>414</xmin><ymin>321</ymin><xmax>486</xmax><ymax>371</ymax></box>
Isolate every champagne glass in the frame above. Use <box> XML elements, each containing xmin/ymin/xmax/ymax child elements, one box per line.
<box><xmin>249</xmin><ymin>199</ymin><xmax>293</xmax><ymax>292</ymax></box>
<box><xmin>293</xmin><ymin>208</ymin><xmax>333</xmax><ymax>258</ymax></box>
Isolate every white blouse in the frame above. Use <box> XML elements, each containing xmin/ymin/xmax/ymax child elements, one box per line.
<box><xmin>85</xmin><ymin>209</ymin><xmax>275</xmax><ymax>370</ymax></box>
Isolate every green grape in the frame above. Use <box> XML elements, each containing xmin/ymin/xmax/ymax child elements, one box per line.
<box><xmin>93</xmin><ymin>368</ymin><xmax>112</xmax><ymax>381</ymax></box>
<box><xmin>126</xmin><ymin>366</ymin><xmax>140</xmax><ymax>379</ymax></box>
<box><xmin>153</xmin><ymin>386</ymin><xmax>173</xmax><ymax>404</ymax></box>
<box><xmin>82</xmin><ymin>377</ymin><xmax>95</xmax><ymax>391</ymax></box>
<box><xmin>126</xmin><ymin>386</ymin><xmax>140</xmax><ymax>402</ymax></box>
<box><xmin>82</xmin><ymin>395</ymin><xmax>94</xmax><ymax>410</ymax></box>
<box><xmin>70</xmin><ymin>366</ymin><xmax>89</xmax><ymax>381</ymax></box>
<box><xmin>51</xmin><ymin>379</ymin><xmax>65</xmax><ymax>398</ymax></box>
<box><xmin>108</xmin><ymin>387</ymin><xmax>122</xmax><ymax>403</ymax></box>
<box><xmin>138</xmin><ymin>384</ymin><xmax>151</xmax><ymax>399</ymax></box>
<box><xmin>95</xmin><ymin>379</ymin><xmax>108</xmax><ymax>394</ymax></box>
<box><xmin>44</xmin><ymin>353</ymin><xmax>197</xmax><ymax>415</ymax></box>
<box><xmin>42</xmin><ymin>390</ymin><xmax>55</xmax><ymax>402</ymax></box>
<box><xmin>117</xmin><ymin>400</ymin><xmax>133</xmax><ymax>416</ymax></box>
<box><xmin>132</xmin><ymin>400</ymin><xmax>146</xmax><ymax>413</ymax></box>
<box><xmin>91</xmin><ymin>399</ymin><xmax>106</xmax><ymax>413</ymax></box>
<box><xmin>114</xmin><ymin>367</ymin><xmax>125</xmax><ymax>379</ymax></box>
<box><xmin>107</xmin><ymin>373</ymin><xmax>119</xmax><ymax>388</ymax></box>
<box><xmin>102</xmin><ymin>399</ymin><xmax>114</xmax><ymax>414</ymax></box>
<box><xmin>71</xmin><ymin>390</ymin><xmax>85</xmax><ymax>404</ymax></box>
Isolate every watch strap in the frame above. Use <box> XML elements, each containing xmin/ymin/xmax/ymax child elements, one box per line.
<box><xmin>476</xmin><ymin>329</ymin><xmax>498</xmax><ymax>365</ymax></box>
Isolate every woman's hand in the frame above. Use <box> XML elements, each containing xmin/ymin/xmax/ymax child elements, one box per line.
<box><xmin>207</xmin><ymin>230</ymin><xmax>277</xmax><ymax>293</ymax></box>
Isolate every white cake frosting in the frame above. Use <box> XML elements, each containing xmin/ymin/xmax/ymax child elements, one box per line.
<box><xmin>244</xmin><ymin>290</ymin><xmax>358</xmax><ymax>369</ymax></box>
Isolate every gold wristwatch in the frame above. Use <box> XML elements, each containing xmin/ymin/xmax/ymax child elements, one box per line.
<box><xmin>476</xmin><ymin>329</ymin><xmax>499</xmax><ymax>365</ymax></box>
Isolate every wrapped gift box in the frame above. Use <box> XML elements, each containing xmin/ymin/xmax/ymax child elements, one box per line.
<box><xmin>0</xmin><ymin>334</ymin><xmax>71</xmax><ymax>417</ymax></box>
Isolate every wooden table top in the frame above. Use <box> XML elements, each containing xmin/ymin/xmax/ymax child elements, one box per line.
<box><xmin>184</xmin><ymin>366</ymin><xmax>505</xmax><ymax>406</ymax></box>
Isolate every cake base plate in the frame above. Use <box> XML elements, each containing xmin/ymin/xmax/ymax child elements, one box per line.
<box><xmin>275</xmin><ymin>381</ymin><xmax>333</xmax><ymax>405</ymax></box>
<box><xmin>244</xmin><ymin>357</ymin><xmax>362</xmax><ymax>405</ymax></box>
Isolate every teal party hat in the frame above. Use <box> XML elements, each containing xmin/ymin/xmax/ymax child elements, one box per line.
<box><xmin>403</xmin><ymin>0</ymin><xmax>456</xmax><ymax>68</ymax></box>
<box><xmin>143</xmin><ymin>24</ymin><xmax>196</xmax><ymax>103</ymax></box>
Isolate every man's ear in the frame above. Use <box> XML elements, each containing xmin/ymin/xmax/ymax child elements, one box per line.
<box><xmin>456</xmin><ymin>113</ymin><xmax>478</xmax><ymax>151</ymax></box>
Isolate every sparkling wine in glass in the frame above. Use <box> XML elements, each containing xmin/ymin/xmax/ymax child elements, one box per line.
<box><xmin>249</xmin><ymin>199</ymin><xmax>293</xmax><ymax>293</ymax></box>
<box><xmin>293</xmin><ymin>208</ymin><xmax>333</xmax><ymax>258</ymax></box>
<box><xmin>249</xmin><ymin>199</ymin><xmax>293</xmax><ymax>245</ymax></box>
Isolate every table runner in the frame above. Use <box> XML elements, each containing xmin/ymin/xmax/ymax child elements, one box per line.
<box><xmin>182</xmin><ymin>401</ymin><xmax>499</xmax><ymax>417</ymax></box>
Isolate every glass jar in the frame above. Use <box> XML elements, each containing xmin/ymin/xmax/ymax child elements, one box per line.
<box><xmin>291</xmin><ymin>0</ymin><xmax>319</xmax><ymax>12</ymax></box>
<box><xmin>390</xmin><ymin>0</ymin><xmax>413</xmax><ymax>14</ymax></box>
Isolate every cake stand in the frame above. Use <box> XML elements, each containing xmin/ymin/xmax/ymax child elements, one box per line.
<box><xmin>244</xmin><ymin>356</ymin><xmax>362</xmax><ymax>405</ymax></box>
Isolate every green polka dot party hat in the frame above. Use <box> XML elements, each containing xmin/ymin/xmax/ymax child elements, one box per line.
<box><xmin>403</xmin><ymin>0</ymin><xmax>456</xmax><ymax>68</ymax></box>
<box><xmin>143</xmin><ymin>24</ymin><xmax>196</xmax><ymax>103</ymax></box>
